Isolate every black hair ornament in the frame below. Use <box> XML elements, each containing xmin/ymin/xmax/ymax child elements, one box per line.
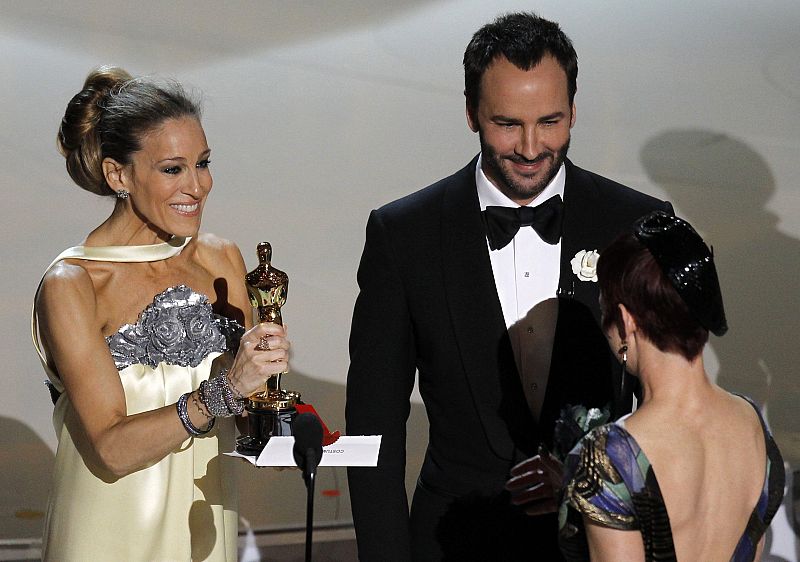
<box><xmin>633</xmin><ymin>211</ymin><xmax>728</xmax><ymax>336</ymax></box>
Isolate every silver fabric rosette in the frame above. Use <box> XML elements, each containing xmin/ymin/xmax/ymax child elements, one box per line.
<box><xmin>106</xmin><ymin>285</ymin><xmax>243</xmax><ymax>370</ymax></box>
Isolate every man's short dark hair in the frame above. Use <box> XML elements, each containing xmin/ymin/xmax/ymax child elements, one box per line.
<box><xmin>463</xmin><ymin>12</ymin><xmax>578</xmax><ymax>112</ymax></box>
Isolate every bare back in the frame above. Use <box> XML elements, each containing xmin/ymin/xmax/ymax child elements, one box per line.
<box><xmin>624</xmin><ymin>389</ymin><xmax>767</xmax><ymax>561</ymax></box>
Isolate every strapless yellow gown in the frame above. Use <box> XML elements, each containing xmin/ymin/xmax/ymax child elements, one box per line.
<box><xmin>32</xmin><ymin>239</ymin><xmax>242</xmax><ymax>561</ymax></box>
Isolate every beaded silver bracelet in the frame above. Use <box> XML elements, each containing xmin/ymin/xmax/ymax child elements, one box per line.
<box><xmin>176</xmin><ymin>392</ymin><xmax>215</xmax><ymax>436</ymax></box>
<box><xmin>220</xmin><ymin>370</ymin><xmax>245</xmax><ymax>416</ymax></box>
<box><xmin>198</xmin><ymin>373</ymin><xmax>245</xmax><ymax>417</ymax></box>
<box><xmin>198</xmin><ymin>379</ymin><xmax>224</xmax><ymax>417</ymax></box>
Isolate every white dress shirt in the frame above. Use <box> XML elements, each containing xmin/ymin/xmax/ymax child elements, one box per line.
<box><xmin>476</xmin><ymin>155</ymin><xmax>564</xmax><ymax>421</ymax></box>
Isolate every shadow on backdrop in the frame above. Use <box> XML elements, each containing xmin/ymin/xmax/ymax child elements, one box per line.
<box><xmin>0</xmin><ymin>416</ymin><xmax>54</xmax><ymax>540</ymax></box>
<box><xmin>641</xmin><ymin>129</ymin><xmax>800</xmax><ymax>546</ymax></box>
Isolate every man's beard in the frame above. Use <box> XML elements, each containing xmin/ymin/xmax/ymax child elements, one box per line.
<box><xmin>480</xmin><ymin>133</ymin><xmax>570</xmax><ymax>202</ymax></box>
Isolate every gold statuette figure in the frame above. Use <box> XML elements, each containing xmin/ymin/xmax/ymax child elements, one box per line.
<box><xmin>237</xmin><ymin>242</ymin><xmax>301</xmax><ymax>455</ymax></box>
<box><xmin>246</xmin><ymin>241</ymin><xmax>288</xmax><ymax>326</ymax></box>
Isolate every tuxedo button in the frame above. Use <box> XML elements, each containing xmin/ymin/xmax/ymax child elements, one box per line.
<box><xmin>527</xmin><ymin>326</ymin><xmax>534</xmax><ymax>334</ymax></box>
<box><xmin>530</xmin><ymin>383</ymin><xmax>538</xmax><ymax>391</ymax></box>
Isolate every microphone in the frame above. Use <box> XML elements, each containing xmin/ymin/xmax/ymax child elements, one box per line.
<box><xmin>293</xmin><ymin>413</ymin><xmax>324</xmax><ymax>479</ymax></box>
<box><xmin>293</xmin><ymin>413</ymin><xmax>324</xmax><ymax>562</ymax></box>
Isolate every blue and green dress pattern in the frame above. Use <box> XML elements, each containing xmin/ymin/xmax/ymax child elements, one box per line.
<box><xmin>558</xmin><ymin>398</ymin><xmax>783</xmax><ymax>562</ymax></box>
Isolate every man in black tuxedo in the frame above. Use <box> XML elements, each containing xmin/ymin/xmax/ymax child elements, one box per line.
<box><xmin>346</xmin><ymin>12</ymin><xmax>672</xmax><ymax>561</ymax></box>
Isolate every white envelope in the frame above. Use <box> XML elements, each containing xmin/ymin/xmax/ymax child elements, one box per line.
<box><xmin>227</xmin><ymin>435</ymin><xmax>381</xmax><ymax>467</ymax></box>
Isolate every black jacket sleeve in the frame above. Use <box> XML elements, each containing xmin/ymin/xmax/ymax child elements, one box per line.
<box><xmin>346</xmin><ymin>209</ymin><xmax>417</xmax><ymax>562</ymax></box>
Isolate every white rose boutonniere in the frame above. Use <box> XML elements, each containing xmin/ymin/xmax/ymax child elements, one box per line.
<box><xmin>570</xmin><ymin>249</ymin><xmax>600</xmax><ymax>282</ymax></box>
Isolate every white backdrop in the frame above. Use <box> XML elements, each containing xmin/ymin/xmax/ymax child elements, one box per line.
<box><xmin>1</xmin><ymin>1</ymin><xmax>798</xmax><ymax>558</ymax></box>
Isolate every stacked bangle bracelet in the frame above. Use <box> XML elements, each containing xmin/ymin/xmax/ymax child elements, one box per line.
<box><xmin>176</xmin><ymin>392</ymin><xmax>215</xmax><ymax>436</ymax></box>
<box><xmin>175</xmin><ymin>369</ymin><xmax>244</xmax><ymax>436</ymax></box>
<box><xmin>176</xmin><ymin>370</ymin><xmax>245</xmax><ymax>436</ymax></box>
<box><xmin>198</xmin><ymin>372</ymin><xmax>245</xmax><ymax>417</ymax></box>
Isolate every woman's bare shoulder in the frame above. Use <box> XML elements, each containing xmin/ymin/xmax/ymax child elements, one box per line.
<box><xmin>195</xmin><ymin>232</ymin><xmax>238</xmax><ymax>251</ymax></box>
<box><xmin>724</xmin><ymin>392</ymin><xmax>766</xmax><ymax>442</ymax></box>
<box><xmin>39</xmin><ymin>260</ymin><xmax>98</xmax><ymax>311</ymax></box>
<box><xmin>194</xmin><ymin>233</ymin><xmax>245</xmax><ymax>272</ymax></box>
<box><xmin>192</xmin><ymin>233</ymin><xmax>250</xmax><ymax>323</ymax></box>
<box><xmin>37</xmin><ymin>260</ymin><xmax>106</xmax><ymax>355</ymax></box>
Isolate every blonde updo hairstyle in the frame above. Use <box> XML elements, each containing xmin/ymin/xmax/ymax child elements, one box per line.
<box><xmin>57</xmin><ymin>66</ymin><xmax>202</xmax><ymax>196</ymax></box>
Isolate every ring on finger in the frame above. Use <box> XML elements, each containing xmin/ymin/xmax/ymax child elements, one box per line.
<box><xmin>257</xmin><ymin>335</ymin><xmax>271</xmax><ymax>351</ymax></box>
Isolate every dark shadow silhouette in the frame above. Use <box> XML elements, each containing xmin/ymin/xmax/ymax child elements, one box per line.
<box><xmin>0</xmin><ymin>416</ymin><xmax>55</xmax><ymax>540</ymax></box>
<box><xmin>641</xmin><ymin>130</ymin><xmax>800</xmax><ymax>550</ymax></box>
<box><xmin>434</xmin><ymin>490</ymin><xmax>561</xmax><ymax>562</ymax></box>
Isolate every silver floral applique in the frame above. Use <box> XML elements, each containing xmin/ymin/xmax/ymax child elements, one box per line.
<box><xmin>106</xmin><ymin>285</ymin><xmax>244</xmax><ymax>370</ymax></box>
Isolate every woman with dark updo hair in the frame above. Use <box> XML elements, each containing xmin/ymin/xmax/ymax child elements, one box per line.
<box><xmin>555</xmin><ymin>212</ymin><xmax>785</xmax><ymax>561</ymax></box>
<box><xmin>32</xmin><ymin>66</ymin><xmax>289</xmax><ymax>561</ymax></box>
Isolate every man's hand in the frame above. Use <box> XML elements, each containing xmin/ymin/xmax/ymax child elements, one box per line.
<box><xmin>505</xmin><ymin>447</ymin><xmax>564</xmax><ymax>516</ymax></box>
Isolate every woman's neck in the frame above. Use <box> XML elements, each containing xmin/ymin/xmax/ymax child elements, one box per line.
<box><xmin>635</xmin><ymin>343</ymin><xmax>714</xmax><ymax>410</ymax></box>
<box><xmin>87</xmin><ymin>205</ymin><xmax>173</xmax><ymax>247</ymax></box>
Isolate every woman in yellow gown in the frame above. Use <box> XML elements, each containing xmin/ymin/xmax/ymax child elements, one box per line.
<box><xmin>32</xmin><ymin>66</ymin><xmax>288</xmax><ymax>561</ymax></box>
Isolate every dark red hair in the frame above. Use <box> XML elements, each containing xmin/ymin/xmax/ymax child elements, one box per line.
<box><xmin>598</xmin><ymin>233</ymin><xmax>708</xmax><ymax>360</ymax></box>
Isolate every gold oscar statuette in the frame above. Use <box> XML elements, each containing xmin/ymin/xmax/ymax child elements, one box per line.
<box><xmin>235</xmin><ymin>242</ymin><xmax>302</xmax><ymax>455</ymax></box>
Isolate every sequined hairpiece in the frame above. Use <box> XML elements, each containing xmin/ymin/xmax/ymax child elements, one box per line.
<box><xmin>633</xmin><ymin>211</ymin><xmax>728</xmax><ymax>336</ymax></box>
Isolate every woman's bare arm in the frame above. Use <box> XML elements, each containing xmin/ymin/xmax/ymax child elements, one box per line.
<box><xmin>38</xmin><ymin>259</ymin><xmax>287</xmax><ymax>477</ymax></box>
<box><xmin>584</xmin><ymin>518</ymin><xmax>645</xmax><ymax>562</ymax></box>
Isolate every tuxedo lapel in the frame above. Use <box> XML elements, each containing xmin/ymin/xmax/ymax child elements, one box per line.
<box><xmin>547</xmin><ymin>160</ymin><xmax>632</xmax><ymax>425</ymax></box>
<box><xmin>440</xmin><ymin>160</ymin><xmax>536</xmax><ymax>459</ymax></box>
<box><xmin>538</xmin><ymin>161</ymin><xmax>609</xmax><ymax>440</ymax></box>
<box><xmin>559</xmin><ymin>160</ymin><xmax>604</xmax><ymax>318</ymax></box>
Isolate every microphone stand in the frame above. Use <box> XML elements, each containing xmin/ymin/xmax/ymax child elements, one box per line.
<box><xmin>304</xmin><ymin>454</ymin><xmax>316</xmax><ymax>562</ymax></box>
<box><xmin>293</xmin><ymin>413</ymin><xmax>322</xmax><ymax>562</ymax></box>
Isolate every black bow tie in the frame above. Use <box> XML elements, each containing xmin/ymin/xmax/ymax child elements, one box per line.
<box><xmin>481</xmin><ymin>195</ymin><xmax>564</xmax><ymax>250</ymax></box>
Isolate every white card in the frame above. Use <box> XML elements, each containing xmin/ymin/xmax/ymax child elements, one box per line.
<box><xmin>227</xmin><ymin>435</ymin><xmax>382</xmax><ymax>467</ymax></box>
